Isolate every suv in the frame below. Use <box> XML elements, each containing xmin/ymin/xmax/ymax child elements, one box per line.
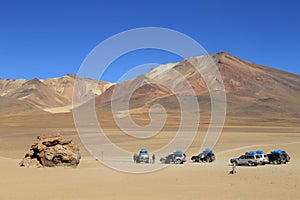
<box><xmin>191</xmin><ymin>148</ymin><xmax>216</xmax><ymax>163</ymax></box>
<box><xmin>267</xmin><ymin>150</ymin><xmax>290</xmax><ymax>165</ymax></box>
<box><xmin>160</xmin><ymin>150</ymin><xmax>187</xmax><ymax>164</ymax></box>
<box><xmin>134</xmin><ymin>148</ymin><xmax>150</xmax><ymax>163</ymax></box>
<box><xmin>255</xmin><ymin>150</ymin><xmax>269</xmax><ymax>165</ymax></box>
<box><xmin>230</xmin><ymin>151</ymin><xmax>261</xmax><ymax>166</ymax></box>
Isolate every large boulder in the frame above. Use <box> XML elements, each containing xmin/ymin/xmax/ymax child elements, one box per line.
<box><xmin>20</xmin><ymin>133</ymin><xmax>81</xmax><ymax>168</ymax></box>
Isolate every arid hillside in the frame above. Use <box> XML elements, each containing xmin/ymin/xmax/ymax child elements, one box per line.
<box><xmin>1</xmin><ymin>52</ymin><xmax>300</xmax><ymax>126</ymax></box>
<box><xmin>88</xmin><ymin>52</ymin><xmax>300</xmax><ymax>125</ymax></box>
<box><xmin>0</xmin><ymin>74</ymin><xmax>112</xmax><ymax>112</ymax></box>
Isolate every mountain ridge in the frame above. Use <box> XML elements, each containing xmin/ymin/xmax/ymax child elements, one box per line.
<box><xmin>0</xmin><ymin>74</ymin><xmax>113</xmax><ymax>112</ymax></box>
<box><xmin>1</xmin><ymin>52</ymin><xmax>300</xmax><ymax>124</ymax></box>
<box><xmin>89</xmin><ymin>52</ymin><xmax>300</xmax><ymax>124</ymax></box>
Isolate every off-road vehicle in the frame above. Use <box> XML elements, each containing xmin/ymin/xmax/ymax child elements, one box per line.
<box><xmin>191</xmin><ymin>148</ymin><xmax>216</xmax><ymax>163</ymax></box>
<box><xmin>134</xmin><ymin>148</ymin><xmax>150</xmax><ymax>163</ymax></box>
<box><xmin>230</xmin><ymin>151</ymin><xmax>261</xmax><ymax>166</ymax></box>
<box><xmin>160</xmin><ymin>150</ymin><xmax>186</xmax><ymax>164</ymax></box>
<box><xmin>255</xmin><ymin>150</ymin><xmax>269</xmax><ymax>165</ymax></box>
<box><xmin>267</xmin><ymin>150</ymin><xmax>290</xmax><ymax>165</ymax></box>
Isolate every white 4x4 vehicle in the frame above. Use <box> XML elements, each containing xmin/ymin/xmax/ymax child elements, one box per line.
<box><xmin>134</xmin><ymin>148</ymin><xmax>150</xmax><ymax>163</ymax></box>
<box><xmin>160</xmin><ymin>150</ymin><xmax>187</xmax><ymax>164</ymax></box>
<box><xmin>255</xmin><ymin>150</ymin><xmax>269</xmax><ymax>165</ymax></box>
<box><xmin>230</xmin><ymin>151</ymin><xmax>262</xmax><ymax>166</ymax></box>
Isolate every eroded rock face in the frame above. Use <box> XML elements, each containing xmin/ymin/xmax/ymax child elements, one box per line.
<box><xmin>20</xmin><ymin>133</ymin><xmax>81</xmax><ymax>168</ymax></box>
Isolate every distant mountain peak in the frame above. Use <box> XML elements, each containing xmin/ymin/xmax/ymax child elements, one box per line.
<box><xmin>0</xmin><ymin>75</ymin><xmax>113</xmax><ymax>112</ymax></box>
<box><xmin>66</xmin><ymin>74</ymin><xmax>76</xmax><ymax>78</ymax></box>
<box><xmin>23</xmin><ymin>78</ymin><xmax>44</xmax><ymax>86</ymax></box>
<box><xmin>216</xmin><ymin>51</ymin><xmax>231</xmax><ymax>56</ymax></box>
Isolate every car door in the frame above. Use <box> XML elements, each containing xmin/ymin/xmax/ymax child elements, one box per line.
<box><xmin>238</xmin><ymin>155</ymin><xmax>246</xmax><ymax>165</ymax></box>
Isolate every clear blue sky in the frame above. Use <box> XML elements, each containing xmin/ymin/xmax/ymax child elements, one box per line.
<box><xmin>0</xmin><ymin>0</ymin><xmax>299</xmax><ymax>82</ymax></box>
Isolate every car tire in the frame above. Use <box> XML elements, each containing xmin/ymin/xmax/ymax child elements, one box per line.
<box><xmin>283</xmin><ymin>160</ymin><xmax>287</xmax><ymax>164</ymax></box>
<box><xmin>175</xmin><ymin>159</ymin><xmax>181</xmax><ymax>164</ymax></box>
<box><xmin>248</xmin><ymin>161</ymin><xmax>253</xmax><ymax>166</ymax></box>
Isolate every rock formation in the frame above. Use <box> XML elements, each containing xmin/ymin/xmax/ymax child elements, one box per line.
<box><xmin>20</xmin><ymin>133</ymin><xmax>81</xmax><ymax>168</ymax></box>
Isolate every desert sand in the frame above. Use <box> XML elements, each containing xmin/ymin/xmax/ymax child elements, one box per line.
<box><xmin>0</xmin><ymin>125</ymin><xmax>299</xmax><ymax>200</ymax></box>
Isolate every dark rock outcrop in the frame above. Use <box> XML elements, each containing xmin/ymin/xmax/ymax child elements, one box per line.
<box><xmin>20</xmin><ymin>133</ymin><xmax>81</xmax><ymax>168</ymax></box>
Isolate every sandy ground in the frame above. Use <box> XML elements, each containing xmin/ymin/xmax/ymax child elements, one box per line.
<box><xmin>0</xmin><ymin>126</ymin><xmax>299</xmax><ymax>200</ymax></box>
<box><xmin>43</xmin><ymin>105</ymin><xmax>72</xmax><ymax>113</ymax></box>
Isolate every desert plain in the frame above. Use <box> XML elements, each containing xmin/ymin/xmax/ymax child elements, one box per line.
<box><xmin>0</xmin><ymin>113</ymin><xmax>299</xmax><ymax>200</ymax></box>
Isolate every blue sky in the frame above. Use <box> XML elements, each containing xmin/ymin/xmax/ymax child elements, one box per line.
<box><xmin>0</xmin><ymin>0</ymin><xmax>299</xmax><ymax>82</ymax></box>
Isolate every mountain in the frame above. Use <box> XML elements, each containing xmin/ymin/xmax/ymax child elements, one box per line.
<box><xmin>4</xmin><ymin>78</ymin><xmax>70</xmax><ymax>108</ymax></box>
<box><xmin>94</xmin><ymin>75</ymin><xmax>172</xmax><ymax>109</ymax></box>
<box><xmin>91</xmin><ymin>52</ymin><xmax>300</xmax><ymax>124</ymax></box>
<box><xmin>0</xmin><ymin>96</ymin><xmax>45</xmax><ymax>116</ymax></box>
<box><xmin>1</xmin><ymin>52</ymin><xmax>300</xmax><ymax>124</ymax></box>
<box><xmin>212</xmin><ymin>52</ymin><xmax>300</xmax><ymax>118</ymax></box>
<box><xmin>150</xmin><ymin>52</ymin><xmax>300</xmax><ymax>120</ymax></box>
<box><xmin>42</xmin><ymin>74</ymin><xmax>112</xmax><ymax>102</ymax></box>
<box><xmin>146</xmin><ymin>52</ymin><xmax>300</xmax><ymax>97</ymax></box>
<box><xmin>0</xmin><ymin>74</ymin><xmax>112</xmax><ymax>113</ymax></box>
<box><xmin>0</xmin><ymin>78</ymin><xmax>26</xmax><ymax>96</ymax></box>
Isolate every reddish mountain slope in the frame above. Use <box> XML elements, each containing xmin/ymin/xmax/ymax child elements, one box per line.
<box><xmin>91</xmin><ymin>52</ymin><xmax>300</xmax><ymax>122</ymax></box>
<box><xmin>0</xmin><ymin>96</ymin><xmax>45</xmax><ymax>116</ymax></box>
<box><xmin>0</xmin><ymin>75</ymin><xmax>112</xmax><ymax>112</ymax></box>
<box><xmin>4</xmin><ymin>78</ymin><xmax>70</xmax><ymax>108</ymax></box>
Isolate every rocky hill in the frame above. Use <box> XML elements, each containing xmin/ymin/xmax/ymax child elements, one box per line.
<box><xmin>90</xmin><ymin>52</ymin><xmax>300</xmax><ymax>123</ymax></box>
<box><xmin>2</xmin><ymin>52</ymin><xmax>300</xmax><ymax>124</ymax></box>
<box><xmin>0</xmin><ymin>74</ymin><xmax>112</xmax><ymax>113</ymax></box>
